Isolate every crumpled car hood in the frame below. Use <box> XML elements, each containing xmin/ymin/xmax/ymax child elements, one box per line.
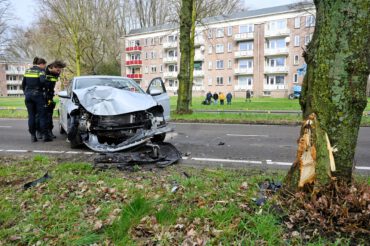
<box><xmin>73</xmin><ymin>86</ymin><xmax>157</xmax><ymax>116</ymax></box>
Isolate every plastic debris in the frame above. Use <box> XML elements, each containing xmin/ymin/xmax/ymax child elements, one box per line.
<box><xmin>23</xmin><ymin>172</ymin><xmax>52</xmax><ymax>190</ymax></box>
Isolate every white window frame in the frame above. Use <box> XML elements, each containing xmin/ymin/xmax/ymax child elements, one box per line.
<box><xmin>227</xmin><ymin>26</ymin><xmax>233</xmax><ymax>36</ymax></box>
<box><xmin>208</xmin><ymin>61</ymin><xmax>213</xmax><ymax>70</ymax></box>
<box><xmin>228</xmin><ymin>59</ymin><xmax>232</xmax><ymax>69</ymax></box>
<box><xmin>216</xmin><ymin>60</ymin><xmax>224</xmax><ymax>69</ymax></box>
<box><xmin>227</xmin><ymin>42</ymin><xmax>232</xmax><ymax>52</ymax></box>
<box><xmin>239</xmin><ymin>24</ymin><xmax>254</xmax><ymax>33</ymax></box>
<box><xmin>208</xmin><ymin>77</ymin><xmax>212</xmax><ymax>85</ymax></box>
<box><xmin>144</xmin><ymin>66</ymin><xmax>149</xmax><ymax>73</ymax></box>
<box><xmin>305</xmin><ymin>15</ymin><xmax>315</xmax><ymax>27</ymax></box>
<box><xmin>294</xmin><ymin>36</ymin><xmax>300</xmax><ymax>46</ymax></box>
<box><xmin>239</xmin><ymin>59</ymin><xmax>253</xmax><ymax>69</ymax></box>
<box><xmin>216</xmin><ymin>76</ymin><xmax>224</xmax><ymax>85</ymax></box>
<box><xmin>151</xmin><ymin>65</ymin><xmax>157</xmax><ymax>73</ymax></box>
<box><xmin>293</xmin><ymin>55</ymin><xmax>299</xmax><ymax>65</ymax></box>
<box><xmin>208</xmin><ymin>45</ymin><xmax>213</xmax><ymax>54</ymax></box>
<box><xmin>294</xmin><ymin>17</ymin><xmax>300</xmax><ymax>28</ymax></box>
<box><xmin>228</xmin><ymin>76</ymin><xmax>232</xmax><ymax>85</ymax></box>
<box><xmin>208</xmin><ymin>29</ymin><xmax>213</xmax><ymax>39</ymax></box>
<box><xmin>216</xmin><ymin>28</ymin><xmax>224</xmax><ymax>38</ymax></box>
<box><xmin>293</xmin><ymin>73</ymin><xmax>298</xmax><ymax>83</ymax></box>
<box><xmin>304</xmin><ymin>35</ymin><xmax>311</xmax><ymax>45</ymax></box>
<box><xmin>215</xmin><ymin>44</ymin><xmax>224</xmax><ymax>53</ymax></box>
<box><xmin>238</xmin><ymin>76</ymin><xmax>253</xmax><ymax>86</ymax></box>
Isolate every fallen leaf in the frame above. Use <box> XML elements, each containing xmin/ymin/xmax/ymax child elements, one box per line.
<box><xmin>93</xmin><ymin>220</ymin><xmax>103</xmax><ymax>231</ymax></box>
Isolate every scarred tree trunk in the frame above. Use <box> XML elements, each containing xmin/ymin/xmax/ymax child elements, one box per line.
<box><xmin>176</xmin><ymin>0</ymin><xmax>194</xmax><ymax>114</ymax></box>
<box><xmin>285</xmin><ymin>0</ymin><xmax>370</xmax><ymax>189</ymax></box>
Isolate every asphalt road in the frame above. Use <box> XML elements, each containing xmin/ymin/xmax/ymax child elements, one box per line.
<box><xmin>0</xmin><ymin>119</ymin><xmax>369</xmax><ymax>171</ymax></box>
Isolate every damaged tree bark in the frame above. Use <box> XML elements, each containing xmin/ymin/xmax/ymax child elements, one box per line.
<box><xmin>285</xmin><ymin>0</ymin><xmax>370</xmax><ymax>189</ymax></box>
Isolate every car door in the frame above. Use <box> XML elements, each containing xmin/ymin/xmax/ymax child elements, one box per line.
<box><xmin>147</xmin><ymin>77</ymin><xmax>170</xmax><ymax>121</ymax></box>
<box><xmin>58</xmin><ymin>81</ymin><xmax>73</xmax><ymax>132</ymax></box>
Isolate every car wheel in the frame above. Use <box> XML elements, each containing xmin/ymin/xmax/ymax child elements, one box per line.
<box><xmin>59</xmin><ymin>124</ymin><xmax>66</xmax><ymax>134</ymax></box>
<box><xmin>69</xmin><ymin>134</ymin><xmax>82</xmax><ymax>149</ymax></box>
<box><xmin>151</xmin><ymin>133</ymin><xmax>166</xmax><ymax>143</ymax></box>
<box><xmin>288</xmin><ymin>93</ymin><xmax>295</xmax><ymax>100</ymax></box>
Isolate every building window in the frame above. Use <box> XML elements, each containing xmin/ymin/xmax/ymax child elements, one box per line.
<box><xmin>216</xmin><ymin>77</ymin><xmax>224</xmax><ymax>85</ymax></box>
<box><xmin>144</xmin><ymin>38</ymin><xmax>148</xmax><ymax>46</ymax></box>
<box><xmin>144</xmin><ymin>66</ymin><xmax>149</xmax><ymax>73</ymax></box>
<box><xmin>208</xmin><ymin>29</ymin><xmax>213</xmax><ymax>39</ymax></box>
<box><xmin>160</xmin><ymin>65</ymin><xmax>163</xmax><ymax>72</ymax></box>
<box><xmin>294</xmin><ymin>36</ymin><xmax>300</xmax><ymax>46</ymax></box>
<box><xmin>267</xmin><ymin>19</ymin><xmax>287</xmax><ymax>31</ymax></box>
<box><xmin>208</xmin><ymin>45</ymin><xmax>213</xmax><ymax>54</ymax></box>
<box><xmin>208</xmin><ymin>77</ymin><xmax>212</xmax><ymax>85</ymax></box>
<box><xmin>168</xmin><ymin>35</ymin><xmax>177</xmax><ymax>42</ymax></box>
<box><xmin>266</xmin><ymin>75</ymin><xmax>285</xmax><ymax>85</ymax></box>
<box><xmin>266</xmin><ymin>57</ymin><xmax>285</xmax><ymax>67</ymax></box>
<box><xmin>294</xmin><ymin>17</ymin><xmax>300</xmax><ymax>28</ymax></box>
<box><xmin>228</xmin><ymin>59</ymin><xmax>232</xmax><ymax>69</ymax></box>
<box><xmin>169</xmin><ymin>79</ymin><xmax>178</xmax><ymax>87</ymax></box>
<box><xmin>227</xmin><ymin>42</ymin><xmax>232</xmax><ymax>52</ymax></box>
<box><xmin>239</xmin><ymin>59</ymin><xmax>253</xmax><ymax>69</ymax></box>
<box><xmin>238</xmin><ymin>76</ymin><xmax>253</xmax><ymax>86</ymax></box>
<box><xmin>159</xmin><ymin>37</ymin><xmax>163</xmax><ymax>44</ymax></box>
<box><xmin>293</xmin><ymin>73</ymin><xmax>298</xmax><ymax>83</ymax></box>
<box><xmin>228</xmin><ymin>76</ymin><xmax>232</xmax><ymax>85</ymax></box>
<box><xmin>208</xmin><ymin>61</ymin><xmax>213</xmax><ymax>69</ymax></box>
<box><xmin>145</xmin><ymin>52</ymin><xmax>148</xmax><ymax>59</ymax></box>
<box><xmin>266</xmin><ymin>38</ymin><xmax>286</xmax><ymax>49</ymax></box>
<box><xmin>6</xmin><ymin>75</ymin><xmax>16</xmax><ymax>81</ymax></box>
<box><xmin>168</xmin><ymin>64</ymin><xmax>178</xmax><ymax>72</ymax></box>
<box><xmin>227</xmin><ymin>26</ymin><xmax>233</xmax><ymax>36</ymax></box>
<box><xmin>239</xmin><ymin>24</ymin><xmax>254</xmax><ymax>33</ymax></box>
<box><xmin>216</xmin><ymin>28</ymin><xmax>224</xmax><ymax>38</ymax></box>
<box><xmin>216</xmin><ymin>60</ymin><xmax>224</xmax><ymax>69</ymax></box>
<box><xmin>168</xmin><ymin>50</ymin><xmax>177</xmax><ymax>57</ymax></box>
<box><xmin>304</xmin><ymin>35</ymin><xmax>311</xmax><ymax>45</ymax></box>
<box><xmin>239</xmin><ymin>41</ymin><xmax>253</xmax><ymax>51</ymax></box>
<box><xmin>305</xmin><ymin>15</ymin><xmax>315</xmax><ymax>27</ymax></box>
<box><xmin>215</xmin><ymin>44</ymin><xmax>224</xmax><ymax>53</ymax></box>
<box><xmin>151</xmin><ymin>66</ymin><xmax>157</xmax><ymax>73</ymax></box>
<box><xmin>294</xmin><ymin>55</ymin><xmax>299</xmax><ymax>65</ymax></box>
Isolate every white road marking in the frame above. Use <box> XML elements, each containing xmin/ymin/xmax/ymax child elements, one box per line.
<box><xmin>266</xmin><ymin>160</ymin><xmax>292</xmax><ymax>166</ymax></box>
<box><xmin>191</xmin><ymin>157</ymin><xmax>262</xmax><ymax>164</ymax></box>
<box><xmin>227</xmin><ymin>134</ymin><xmax>269</xmax><ymax>137</ymax></box>
<box><xmin>5</xmin><ymin>149</ymin><xmax>28</xmax><ymax>153</ymax></box>
<box><xmin>33</xmin><ymin>150</ymin><xmax>65</xmax><ymax>154</ymax></box>
<box><xmin>65</xmin><ymin>151</ymin><xmax>81</xmax><ymax>154</ymax></box>
<box><xmin>84</xmin><ymin>152</ymin><xmax>95</xmax><ymax>155</ymax></box>
<box><xmin>355</xmin><ymin>166</ymin><xmax>370</xmax><ymax>170</ymax></box>
<box><xmin>0</xmin><ymin>126</ymin><xmax>12</xmax><ymax>128</ymax></box>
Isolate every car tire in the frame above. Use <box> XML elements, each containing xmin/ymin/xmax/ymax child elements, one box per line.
<box><xmin>151</xmin><ymin>133</ymin><xmax>166</xmax><ymax>143</ymax></box>
<box><xmin>59</xmin><ymin>124</ymin><xmax>66</xmax><ymax>134</ymax></box>
<box><xmin>288</xmin><ymin>93</ymin><xmax>295</xmax><ymax>100</ymax></box>
<box><xmin>70</xmin><ymin>134</ymin><xmax>82</xmax><ymax>149</ymax></box>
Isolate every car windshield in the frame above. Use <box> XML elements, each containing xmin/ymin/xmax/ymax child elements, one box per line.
<box><xmin>75</xmin><ymin>77</ymin><xmax>144</xmax><ymax>93</ymax></box>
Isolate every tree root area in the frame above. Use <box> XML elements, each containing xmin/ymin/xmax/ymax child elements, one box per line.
<box><xmin>279</xmin><ymin>180</ymin><xmax>369</xmax><ymax>243</ymax></box>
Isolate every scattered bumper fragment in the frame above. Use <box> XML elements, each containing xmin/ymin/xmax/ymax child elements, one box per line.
<box><xmin>93</xmin><ymin>142</ymin><xmax>182</xmax><ymax>170</ymax></box>
<box><xmin>23</xmin><ymin>172</ymin><xmax>52</xmax><ymax>190</ymax></box>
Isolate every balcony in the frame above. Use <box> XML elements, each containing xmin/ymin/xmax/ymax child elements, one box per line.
<box><xmin>125</xmin><ymin>46</ymin><xmax>142</xmax><ymax>52</ymax></box>
<box><xmin>234</xmin><ymin>84</ymin><xmax>253</xmax><ymax>91</ymax></box>
<box><xmin>193</xmin><ymin>85</ymin><xmax>205</xmax><ymax>91</ymax></box>
<box><xmin>234</xmin><ymin>50</ymin><xmax>253</xmax><ymax>58</ymax></box>
<box><xmin>163</xmin><ymin>56</ymin><xmax>178</xmax><ymax>64</ymax></box>
<box><xmin>234</xmin><ymin>32</ymin><xmax>254</xmax><ymax>41</ymax></box>
<box><xmin>167</xmin><ymin>86</ymin><xmax>178</xmax><ymax>92</ymax></box>
<box><xmin>264</xmin><ymin>48</ymin><xmax>289</xmax><ymax>56</ymax></box>
<box><xmin>125</xmin><ymin>60</ymin><xmax>142</xmax><ymax>66</ymax></box>
<box><xmin>234</xmin><ymin>68</ymin><xmax>253</xmax><ymax>75</ymax></box>
<box><xmin>163</xmin><ymin>42</ymin><xmax>178</xmax><ymax>49</ymax></box>
<box><xmin>6</xmin><ymin>80</ymin><xmax>22</xmax><ymax>86</ymax></box>
<box><xmin>5</xmin><ymin>69</ymin><xmax>24</xmax><ymax>75</ymax></box>
<box><xmin>264</xmin><ymin>84</ymin><xmax>286</xmax><ymax>90</ymax></box>
<box><xmin>194</xmin><ymin>36</ymin><xmax>205</xmax><ymax>46</ymax></box>
<box><xmin>126</xmin><ymin>74</ymin><xmax>143</xmax><ymax>79</ymax></box>
<box><xmin>264</xmin><ymin>66</ymin><xmax>288</xmax><ymax>74</ymax></box>
<box><xmin>194</xmin><ymin>54</ymin><xmax>204</xmax><ymax>61</ymax></box>
<box><xmin>7</xmin><ymin>90</ymin><xmax>23</xmax><ymax>95</ymax></box>
<box><xmin>163</xmin><ymin>71</ymin><xmax>178</xmax><ymax>78</ymax></box>
<box><xmin>193</xmin><ymin>70</ymin><xmax>204</xmax><ymax>77</ymax></box>
<box><xmin>264</xmin><ymin>28</ymin><xmax>290</xmax><ymax>37</ymax></box>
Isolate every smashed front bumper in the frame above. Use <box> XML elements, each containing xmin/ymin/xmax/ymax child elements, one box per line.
<box><xmin>83</xmin><ymin>125</ymin><xmax>172</xmax><ymax>152</ymax></box>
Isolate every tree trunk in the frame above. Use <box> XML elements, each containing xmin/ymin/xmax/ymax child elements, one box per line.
<box><xmin>285</xmin><ymin>0</ymin><xmax>370</xmax><ymax>189</ymax></box>
<box><xmin>188</xmin><ymin>0</ymin><xmax>197</xmax><ymax>107</ymax></box>
<box><xmin>176</xmin><ymin>0</ymin><xmax>194</xmax><ymax>114</ymax></box>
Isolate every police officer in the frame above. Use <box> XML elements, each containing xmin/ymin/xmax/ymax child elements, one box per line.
<box><xmin>22</xmin><ymin>57</ymin><xmax>51</xmax><ymax>142</ymax></box>
<box><xmin>44</xmin><ymin>60</ymin><xmax>66</xmax><ymax>138</ymax></box>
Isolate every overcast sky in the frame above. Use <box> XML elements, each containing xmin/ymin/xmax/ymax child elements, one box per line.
<box><xmin>10</xmin><ymin>0</ymin><xmax>303</xmax><ymax>27</ymax></box>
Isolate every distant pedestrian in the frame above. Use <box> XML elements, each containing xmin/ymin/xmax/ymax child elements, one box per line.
<box><xmin>226</xmin><ymin>92</ymin><xmax>232</xmax><ymax>105</ymax></box>
<box><xmin>205</xmin><ymin>91</ymin><xmax>212</xmax><ymax>105</ymax></box>
<box><xmin>219</xmin><ymin>92</ymin><xmax>225</xmax><ymax>105</ymax></box>
<box><xmin>213</xmin><ymin>92</ymin><xmax>219</xmax><ymax>105</ymax></box>
<box><xmin>246</xmin><ymin>90</ymin><xmax>251</xmax><ymax>102</ymax></box>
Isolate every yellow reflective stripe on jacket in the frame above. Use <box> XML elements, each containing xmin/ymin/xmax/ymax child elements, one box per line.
<box><xmin>46</xmin><ymin>75</ymin><xmax>58</xmax><ymax>82</ymax></box>
<box><xmin>24</xmin><ymin>69</ymin><xmax>43</xmax><ymax>78</ymax></box>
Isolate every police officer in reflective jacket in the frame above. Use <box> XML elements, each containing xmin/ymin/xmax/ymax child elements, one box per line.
<box><xmin>22</xmin><ymin>57</ymin><xmax>50</xmax><ymax>142</ymax></box>
<box><xmin>44</xmin><ymin>60</ymin><xmax>66</xmax><ymax>138</ymax></box>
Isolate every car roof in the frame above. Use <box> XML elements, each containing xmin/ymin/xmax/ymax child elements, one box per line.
<box><xmin>73</xmin><ymin>75</ymin><xmax>128</xmax><ymax>79</ymax></box>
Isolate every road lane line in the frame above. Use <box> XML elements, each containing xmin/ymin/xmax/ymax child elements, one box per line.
<box><xmin>65</xmin><ymin>151</ymin><xmax>80</xmax><ymax>154</ymax></box>
<box><xmin>84</xmin><ymin>152</ymin><xmax>95</xmax><ymax>155</ymax></box>
<box><xmin>227</xmin><ymin>134</ymin><xmax>269</xmax><ymax>137</ymax></box>
<box><xmin>33</xmin><ymin>150</ymin><xmax>65</xmax><ymax>154</ymax></box>
<box><xmin>266</xmin><ymin>160</ymin><xmax>292</xmax><ymax>166</ymax></box>
<box><xmin>5</xmin><ymin>150</ymin><xmax>28</xmax><ymax>153</ymax></box>
<box><xmin>0</xmin><ymin>126</ymin><xmax>12</xmax><ymax>128</ymax></box>
<box><xmin>191</xmin><ymin>157</ymin><xmax>262</xmax><ymax>164</ymax></box>
<box><xmin>355</xmin><ymin>166</ymin><xmax>370</xmax><ymax>170</ymax></box>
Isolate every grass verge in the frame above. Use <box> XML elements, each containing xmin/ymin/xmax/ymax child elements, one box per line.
<box><xmin>1</xmin><ymin>155</ymin><xmax>366</xmax><ymax>245</ymax></box>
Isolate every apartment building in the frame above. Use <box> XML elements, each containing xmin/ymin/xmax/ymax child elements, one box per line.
<box><xmin>121</xmin><ymin>3</ymin><xmax>315</xmax><ymax>97</ymax></box>
<box><xmin>0</xmin><ymin>59</ymin><xmax>32</xmax><ymax>97</ymax></box>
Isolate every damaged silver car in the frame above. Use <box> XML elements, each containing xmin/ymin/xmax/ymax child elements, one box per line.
<box><xmin>58</xmin><ymin>76</ymin><xmax>171</xmax><ymax>152</ymax></box>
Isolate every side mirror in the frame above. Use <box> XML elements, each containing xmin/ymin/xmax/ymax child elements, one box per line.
<box><xmin>149</xmin><ymin>88</ymin><xmax>162</xmax><ymax>96</ymax></box>
<box><xmin>58</xmin><ymin>91</ymin><xmax>70</xmax><ymax>99</ymax></box>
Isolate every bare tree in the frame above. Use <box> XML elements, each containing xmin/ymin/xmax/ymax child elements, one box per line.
<box><xmin>0</xmin><ymin>0</ymin><xmax>11</xmax><ymax>55</ymax></box>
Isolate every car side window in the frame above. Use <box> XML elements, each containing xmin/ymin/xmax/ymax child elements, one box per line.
<box><xmin>148</xmin><ymin>78</ymin><xmax>166</xmax><ymax>94</ymax></box>
<box><xmin>67</xmin><ymin>80</ymin><xmax>73</xmax><ymax>96</ymax></box>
